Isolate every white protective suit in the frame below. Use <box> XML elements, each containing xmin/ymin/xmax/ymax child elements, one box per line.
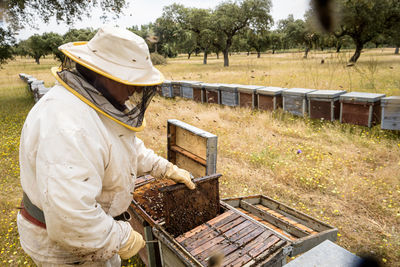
<box><xmin>17</xmin><ymin>83</ymin><xmax>170</xmax><ymax>265</ymax></box>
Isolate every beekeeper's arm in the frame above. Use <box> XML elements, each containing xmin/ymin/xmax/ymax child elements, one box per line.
<box><xmin>35</xmin><ymin>116</ymin><xmax>139</xmax><ymax>261</ymax></box>
<box><xmin>134</xmin><ymin>137</ymin><xmax>195</xmax><ymax>189</ymax></box>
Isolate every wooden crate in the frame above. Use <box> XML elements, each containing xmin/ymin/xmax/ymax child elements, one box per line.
<box><xmin>237</xmin><ymin>85</ymin><xmax>264</xmax><ymax>109</ymax></box>
<box><xmin>192</xmin><ymin>83</ymin><xmax>206</xmax><ymax>103</ymax></box>
<box><xmin>340</xmin><ymin>92</ymin><xmax>385</xmax><ymax>128</ymax></box>
<box><xmin>203</xmin><ymin>83</ymin><xmax>221</xmax><ymax>104</ymax></box>
<box><xmin>153</xmin><ymin>205</ymin><xmax>290</xmax><ymax>267</ymax></box>
<box><xmin>381</xmin><ymin>96</ymin><xmax>400</xmax><ymax>130</ymax></box>
<box><xmin>167</xmin><ymin>119</ymin><xmax>217</xmax><ymax>178</ymax></box>
<box><xmin>257</xmin><ymin>87</ymin><xmax>285</xmax><ymax>111</ymax></box>
<box><xmin>222</xmin><ymin>195</ymin><xmax>338</xmax><ymax>256</ymax></box>
<box><xmin>220</xmin><ymin>84</ymin><xmax>239</xmax><ymax>107</ymax></box>
<box><xmin>171</xmin><ymin>81</ymin><xmax>184</xmax><ymax>97</ymax></box>
<box><xmin>282</xmin><ymin>88</ymin><xmax>316</xmax><ymax>117</ymax></box>
<box><xmin>180</xmin><ymin>81</ymin><xmax>201</xmax><ymax>99</ymax></box>
<box><xmin>307</xmin><ymin>90</ymin><xmax>346</xmax><ymax>121</ymax></box>
<box><xmin>161</xmin><ymin>80</ymin><xmax>173</xmax><ymax>98</ymax></box>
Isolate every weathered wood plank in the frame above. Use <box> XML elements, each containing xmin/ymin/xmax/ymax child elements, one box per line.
<box><xmin>176</xmin><ymin>126</ymin><xmax>207</xmax><ymax>159</ymax></box>
<box><xmin>175</xmin><ymin>153</ymin><xmax>207</xmax><ymax>178</ymax></box>
<box><xmin>171</xmin><ymin>145</ymin><xmax>207</xmax><ymax>165</ymax></box>
<box><xmin>241</xmin><ymin>200</ymin><xmax>309</xmax><ymax>238</ymax></box>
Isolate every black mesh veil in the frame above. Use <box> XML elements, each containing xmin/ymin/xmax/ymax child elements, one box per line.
<box><xmin>58</xmin><ymin>57</ymin><xmax>157</xmax><ymax>128</ymax></box>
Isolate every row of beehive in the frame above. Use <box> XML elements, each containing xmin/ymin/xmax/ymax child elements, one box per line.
<box><xmin>18</xmin><ymin>73</ymin><xmax>51</xmax><ymax>102</ymax></box>
<box><xmin>159</xmin><ymin>80</ymin><xmax>400</xmax><ymax>130</ymax></box>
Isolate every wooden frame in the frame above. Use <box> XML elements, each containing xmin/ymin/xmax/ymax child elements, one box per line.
<box><xmin>167</xmin><ymin>119</ymin><xmax>217</xmax><ymax>178</ymax></box>
<box><xmin>222</xmin><ymin>195</ymin><xmax>338</xmax><ymax>256</ymax></box>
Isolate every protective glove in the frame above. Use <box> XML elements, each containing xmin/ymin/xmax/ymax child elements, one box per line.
<box><xmin>164</xmin><ymin>163</ymin><xmax>196</xmax><ymax>190</ymax></box>
<box><xmin>118</xmin><ymin>228</ymin><xmax>146</xmax><ymax>260</ymax></box>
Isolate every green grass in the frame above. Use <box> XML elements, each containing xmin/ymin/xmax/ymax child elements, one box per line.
<box><xmin>1</xmin><ymin>50</ymin><xmax>400</xmax><ymax>266</ymax></box>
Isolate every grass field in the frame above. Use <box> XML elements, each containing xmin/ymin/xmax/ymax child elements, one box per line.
<box><xmin>1</xmin><ymin>49</ymin><xmax>399</xmax><ymax>266</ymax></box>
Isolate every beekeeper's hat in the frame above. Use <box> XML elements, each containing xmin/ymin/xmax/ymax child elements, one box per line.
<box><xmin>58</xmin><ymin>26</ymin><xmax>164</xmax><ymax>86</ymax></box>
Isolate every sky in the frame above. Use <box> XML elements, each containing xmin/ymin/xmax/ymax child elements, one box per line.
<box><xmin>14</xmin><ymin>0</ymin><xmax>310</xmax><ymax>40</ymax></box>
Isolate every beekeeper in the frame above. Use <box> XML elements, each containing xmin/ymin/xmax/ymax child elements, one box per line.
<box><xmin>17</xmin><ymin>26</ymin><xmax>196</xmax><ymax>266</ymax></box>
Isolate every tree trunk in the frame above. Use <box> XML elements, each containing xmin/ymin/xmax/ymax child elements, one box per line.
<box><xmin>195</xmin><ymin>50</ymin><xmax>199</xmax><ymax>56</ymax></box>
<box><xmin>223</xmin><ymin>49</ymin><xmax>229</xmax><ymax>67</ymax></box>
<box><xmin>272</xmin><ymin>48</ymin><xmax>276</xmax><ymax>54</ymax></box>
<box><xmin>303</xmin><ymin>47</ymin><xmax>310</xmax><ymax>59</ymax></box>
<box><xmin>216</xmin><ymin>51</ymin><xmax>220</xmax><ymax>59</ymax></box>
<box><xmin>395</xmin><ymin>46</ymin><xmax>399</xmax><ymax>54</ymax></box>
<box><xmin>257</xmin><ymin>51</ymin><xmax>261</xmax><ymax>58</ymax></box>
<box><xmin>188</xmin><ymin>52</ymin><xmax>192</xmax><ymax>59</ymax></box>
<box><xmin>336</xmin><ymin>44</ymin><xmax>342</xmax><ymax>53</ymax></box>
<box><xmin>203</xmin><ymin>50</ymin><xmax>208</xmax><ymax>65</ymax></box>
<box><xmin>35</xmin><ymin>57</ymin><xmax>40</xmax><ymax>64</ymax></box>
<box><xmin>247</xmin><ymin>51</ymin><xmax>250</xmax><ymax>56</ymax></box>
<box><xmin>350</xmin><ymin>42</ymin><xmax>363</xmax><ymax>63</ymax></box>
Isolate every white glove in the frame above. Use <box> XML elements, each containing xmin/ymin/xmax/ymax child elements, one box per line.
<box><xmin>164</xmin><ymin>163</ymin><xmax>196</xmax><ymax>190</ymax></box>
<box><xmin>118</xmin><ymin>228</ymin><xmax>146</xmax><ymax>260</ymax></box>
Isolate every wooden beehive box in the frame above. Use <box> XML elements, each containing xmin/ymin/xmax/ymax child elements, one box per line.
<box><xmin>203</xmin><ymin>83</ymin><xmax>221</xmax><ymax>104</ymax></box>
<box><xmin>219</xmin><ymin>84</ymin><xmax>240</xmax><ymax>107</ymax></box>
<box><xmin>340</xmin><ymin>92</ymin><xmax>385</xmax><ymax>128</ymax></box>
<box><xmin>257</xmin><ymin>87</ymin><xmax>286</xmax><ymax>111</ymax></box>
<box><xmin>192</xmin><ymin>83</ymin><xmax>206</xmax><ymax>103</ymax></box>
<box><xmin>307</xmin><ymin>90</ymin><xmax>347</xmax><ymax>121</ymax></box>
<box><xmin>171</xmin><ymin>80</ymin><xmax>184</xmax><ymax>97</ymax></box>
<box><xmin>161</xmin><ymin>80</ymin><xmax>173</xmax><ymax>98</ymax></box>
<box><xmin>237</xmin><ymin>85</ymin><xmax>264</xmax><ymax>109</ymax></box>
<box><xmin>222</xmin><ymin>195</ymin><xmax>338</xmax><ymax>256</ymax></box>
<box><xmin>167</xmin><ymin>119</ymin><xmax>217</xmax><ymax>178</ymax></box>
<box><xmin>180</xmin><ymin>81</ymin><xmax>201</xmax><ymax>100</ymax></box>
<box><xmin>381</xmin><ymin>96</ymin><xmax>400</xmax><ymax>130</ymax></box>
<box><xmin>282</xmin><ymin>88</ymin><xmax>316</xmax><ymax>117</ymax></box>
<box><xmin>130</xmin><ymin>175</ymin><xmax>290</xmax><ymax>267</ymax></box>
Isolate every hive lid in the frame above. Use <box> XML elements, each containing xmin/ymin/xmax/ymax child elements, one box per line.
<box><xmin>219</xmin><ymin>83</ymin><xmax>240</xmax><ymax>92</ymax></box>
<box><xmin>340</xmin><ymin>92</ymin><xmax>386</xmax><ymax>103</ymax></box>
<box><xmin>181</xmin><ymin>80</ymin><xmax>201</xmax><ymax>86</ymax></box>
<box><xmin>307</xmin><ymin>90</ymin><xmax>347</xmax><ymax>99</ymax></box>
<box><xmin>282</xmin><ymin>88</ymin><xmax>316</xmax><ymax>96</ymax></box>
<box><xmin>237</xmin><ymin>84</ymin><xmax>265</xmax><ymax>93</ymax></box>
<box><xmin>171</xmin><ymin>80</ymin><xmax>187</xmax><ymax>85</ymax></box>
<box><xmin>202</xmin><ymin>83</ymin><xmax>222</xmax><ymax>91</ymax></box>
<box><xmin>162</xmin><ymin>80</ymin><xmax>171</xmax><ymax>85</ymax></box>
<box><xmin>257</xmin><ymin>86</ymin><xmax>286</xmax><ymax>96</ymax></box>
<box><xmin>381</xmin><ymin>96</ymin><xmax>400</xmax><ymax>104</ymax></box>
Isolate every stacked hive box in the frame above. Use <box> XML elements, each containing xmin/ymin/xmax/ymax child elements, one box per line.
<box><xmin>192</xmin><ymin>83</ymin><xmax>206</xmax><ymax>103</ymax></box>
<box><xmin>307</xmin><ymin>90</ymin><xmax>347</xmax><ymax>121</ymax></box>
<box><xmin>180</xmin><ymin>81</ymin><xmax>201</xmax><ymax>100</ymax></box>
<box><xmin>171</xmin><ymin>81</ymin><xmax>183</xmax><ymax>97</ymax></box>
<box><xmin>203</xmin><ymin>83</ymin><xmax>221</xmax><ymax>104</ymax></box>
<box><xmin>237</xmin><ymin>85</ymin><xmax>264</xmax><ymax>109</ymax></box>
<box><xmin>380</xmin><ymin>96</ymin><xmax>400</xmax><ymax>130</ymax></box>
<box><xmin>340</xmin><ymin>92</ymin><xmax>385</xmax><ymax>128</ymax></box>
<box><xmin>282</xmin><ymin>88</ymin><xmax>316</xmax><ymax>117</ymax></box>
<box><xmin>161</xmin><ymin>80</ymin><xmax>173</xmax><ymax>98</ymax></box>
<box><xmin>257</xmin><ymin>87</ymin><xmax>286</xmax><ymax>111</ymax></box>
<box><xmin>219</xmin><ymin>84</ymin><xmax>240</xmax><ymax>107</ymax></box>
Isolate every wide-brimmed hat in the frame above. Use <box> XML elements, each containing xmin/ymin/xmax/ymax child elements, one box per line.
<box><xmin>58</xmin><ymin>26</ymin><xmax>164</xmax><ymax>86</ymax></box>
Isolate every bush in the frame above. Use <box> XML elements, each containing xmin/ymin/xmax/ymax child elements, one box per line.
<box><xmin>150</xmin><ymin>53</ymin><xmax>167</xmax><ymax>65</ymax></box>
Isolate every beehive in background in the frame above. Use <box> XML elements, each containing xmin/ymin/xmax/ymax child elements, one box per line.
<box><xmin>219</xmin><ymin>84</ymin><xmax>239</xmax><ymax>107</ymax></box>
<box><xmin>171</xmin><ymin>80</ymin><xmax>184</xmax><ymax>97</ymax></box>
<box><xmin>180</xmin><ymin>81</ymin><xmax>201</xmax><ymax>100</ymax></box>
<box><xmin>340</xmin><ymin>92</ymin><xmax>385</xmax><ymax>128</ymax></box>
<box><xmin>282</xmin><ymin>88</ymin><xmax>316</xmax><ymax>117</ymax></box>
<box><xmin>192</xmin><ymin>83</ymin><xmax>206</xmax><ymax>103</ymax></box>
<box><xmin>161</xmin><ymin>80</ymin><xmax>173</xmax><ymax>98</ymax></box>
<box><xmin>257</xmin><ymin>87</ymin><xmax>286</xmax><ymax>111</ymax></box>
<box><xmin>307</xmin><ymin>90</ymin><xmax>347</xmax><ymax>121</ymax></box>
<box><xmin>381</xmin><ymin>96</ymin><xmax>400</xmax><ymax>130</ymax></box>
<box><xmin>237</xmin><ymin>85</ymin><xmax>264</xmax><ymax>109</ymax></box>
<box><xmin>203</xmin><ymin>83</ymin><xmax>221</xmax><ymax>104</ymax></box>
